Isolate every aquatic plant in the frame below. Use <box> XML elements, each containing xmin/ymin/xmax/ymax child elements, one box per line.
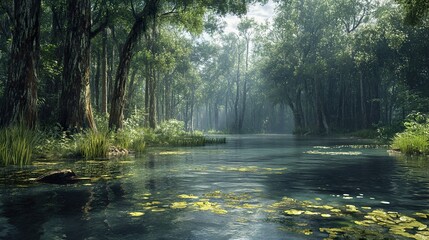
<box><xmin>0</xmin><ymin>125</ymin><xmax>39</xmax><ymax>166</ymax></box>
<box><xmin>130</xmin><ymin>138</ymin><xmax>146</xmax><ymax>153</ymax></box>
<box><xmin>76</xmin><ymin>130</ymin><xmax>110</xmax><ymax>159</ymax></box>
<box><xmin>114</xmin><ymin>129</ymin><xmax>132</xmax><ymax>149</ymax></box>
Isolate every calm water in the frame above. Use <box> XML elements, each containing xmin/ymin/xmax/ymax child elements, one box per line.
<box><xmin>1</xmin><ymin>135</ymin><xmax>429</xmax><ymax>239</ymax></box>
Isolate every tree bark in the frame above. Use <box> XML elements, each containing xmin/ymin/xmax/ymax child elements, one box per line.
<box><xmin>94</xmin><ymin>50</ymin><xmax>101</xmax><ymax>110</ymax></box>
<box><xmin>1</xmin><ymin>0</ymin><xmax>41</xmax><ymax>128</ymax></box>
<box><xmin>59</xmin><ymin>0</ymin><xmax>96</xmax><ymax>131</ymax></box>
<box><xmin>109</xmin><ymin>0</ymin><xmax>158</xmax><ymax>130</ymax></box>
<box><xmin>101</xmin><ymin>28</ymin><xmax>108</xmax><ymax>115</ymax></box>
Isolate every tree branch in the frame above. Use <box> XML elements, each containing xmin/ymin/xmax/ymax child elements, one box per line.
<box><xmin>90</xmin><ymin>10</ymin><xmax>109</xmax><ymax>39</ymax></box>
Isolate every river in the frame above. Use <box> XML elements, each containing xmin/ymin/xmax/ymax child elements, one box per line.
<box><xmin>1</xmin><ymin>135</ymin><xmax>429</xmax><ymax>239</ymax></box>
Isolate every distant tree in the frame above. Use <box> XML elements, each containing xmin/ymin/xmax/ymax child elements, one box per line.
<box><xmin>237</xmin><ymin>17</ymin><xmax>256</xmax><ymax>132</ymax></box>
<box><xmin>109</xmin><ymin>0</ymin><xmax>261</xmax><ymax>130</ymax></box>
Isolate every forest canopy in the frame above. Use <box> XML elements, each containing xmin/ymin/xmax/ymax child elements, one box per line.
<box><xmin>0</xmin><ymin>0</ymin><xmax>428</xmax><ymax>135</ymax></box>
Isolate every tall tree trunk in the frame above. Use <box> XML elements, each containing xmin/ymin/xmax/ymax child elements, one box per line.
<box><xmin>148</xmin><ymin>65</ymin><xmax>157</xmax><ymax>129</ymax></box>
<box><xmin>238</xmin><ymin>39</ymin><xmax>250</xmax><ymax>133</ymax></box>
<box><xmin>144</xmin><ymin>61</ymin><xmax>149</xmax><ymax>127</ymax></box>
<box><xmin>234</xmin><ymin>50</ymin><xmax>241</xmax><ymax>132</ymax></box>
<box><xmin>59</xmin><ymin>0</ymin><xmax>96</xmax><ymax>131</ymax></box>
<box><xmin>360</xmin><ymin>71</ymin><xmax>367</xmax><ymax>128</ymax></box>
<box><xmin>94</xmin><ymin>50</ymin><xmax>101</xmax><ymax>110</ymax></box>
<box><xmin>101</xmin><ymin>28</ymin><xmax>108</xmax><ymax>115</ymax></box>
<box><xmin>109</xmin><ymin>0</ymin><xmax>158</xmax><ymax>130</ymax></box>
<box><xmin>126</xmin><ymin>68</ymin><xmax>137</xmax><ymax>117</ymax></box>
<box><xmin>214</xmin><ymin>102</ymin><xmax>219</xmax><ymax>130</ymax></box>
<box><xmin>165</xmin><ymin>76</ymin><xmax>171</xmax><ymax>120</ymax></box>
<box><xmin>1</xmin><ymin>0</ymin><xmax>41</xmax><ymax>128</ymax></box>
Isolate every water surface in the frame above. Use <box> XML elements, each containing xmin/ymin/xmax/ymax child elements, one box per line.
<box><xmin>1</xmin><ymin>135</ymin><xmax>429</xmax><ymax>239</ymax></box>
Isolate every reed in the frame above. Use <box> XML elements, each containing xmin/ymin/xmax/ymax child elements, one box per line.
<box><xmin>77</xmin><ymin>130</ymin><xmax>110</xmax><ymax>159</ymax></box>
<box><xmin>131</xmin><ymin>138</ymin><xmax>146</xmax><ymax>153</ymax></box>
<box><xmin>0</xmin><ymin>125</ymin><xmax>39</xmax><ymax>166</ymax></box>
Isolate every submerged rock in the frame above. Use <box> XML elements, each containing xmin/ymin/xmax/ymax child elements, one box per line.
<box><xmin>36</xmin><ymin>169</ymin><xmax>78</xmax><ymax>184</ymax></box>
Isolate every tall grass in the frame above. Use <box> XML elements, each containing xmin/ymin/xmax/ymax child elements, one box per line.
<box><xmin>76</xmin><ymin>130</ymin><xmax>110</xmax><ymax>159</ymax></box>
<box><xmin>392</xmin><ymin>133</ymin><xmax>429</xmax><ymax>155</ymax></box>
<box><xmin>0</xmin><ymin>125</ymin><xmax>39</xmax><ymax>166</ymax></box>
<box><xmin>391</xmin><ymin>112</ymin><xmax>429</xmax><ymax>155</ymax></box>
<box><xmin>131</xmin><ymin>138</ymin><xmax>146</xmax><ymax>153</ymax></box>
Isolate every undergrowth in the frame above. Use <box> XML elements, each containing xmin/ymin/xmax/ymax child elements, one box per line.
<box><xmin>0</xmin><ymin>125</ymin><xmax>39</xmax><ymax>166</ymax></box>
<box><xmin>391</xmin><ymin>112</ymin><xmax>429</xmax><ymax>155</ymax></box>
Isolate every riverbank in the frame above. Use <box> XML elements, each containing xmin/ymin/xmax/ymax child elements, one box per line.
<box><xmin>0</xmin><ymin>120</ymin><xmax>226</xmax><ymax>166</ymax></box>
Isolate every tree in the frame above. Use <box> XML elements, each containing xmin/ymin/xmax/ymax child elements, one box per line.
<box><xmin>397</xmin><ymin>0</ymin><xmax>429</xmax><ymax>25</ymax></box>
<box><xmin>1</xmin><ymin>0</ymin><xmax>41</xmax><ymax>128</ymax></box>
<box><xmin>59</xmin><ymin>0</ymin><xmax>96</xmax><ymax>131</ymax></box>
<box><xmin>108</xmin><ymin>0</ymin><xmax>261</xmax><ymax>130</ymax></box>
<box><xmin>237</xmin><ymin>17</ymin><xmax>255</xmax><ymax>132</ymax></box>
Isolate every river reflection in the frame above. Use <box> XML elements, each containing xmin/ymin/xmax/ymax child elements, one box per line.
<box><xmin>1</xmin><ymin>135</ymin><xmax>429</xmax><ymax>239</ymax></box>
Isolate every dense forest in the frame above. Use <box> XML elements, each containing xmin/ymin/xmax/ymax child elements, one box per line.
<box><xmin>0</xmin><ymin>0</ymin><xmax>428</xmax><ymax>135</ymax></box>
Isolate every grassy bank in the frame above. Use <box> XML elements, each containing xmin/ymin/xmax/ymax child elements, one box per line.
<box><xmin>0</xmin><ymin>119</ymin><xmax>226</xmax><ymax>166</ymax></box>
<box><xmin>391</xmin><ymin>113</ymin><xmax>429</xmax><ymax>155</ymax></box>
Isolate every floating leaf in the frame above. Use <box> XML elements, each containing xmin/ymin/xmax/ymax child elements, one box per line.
<box><xmin>345</xmin><ymin>205</ymin><xmax>360</xmax><ymax>213</ymax></box>
<box><xmin>242</xmin><ymin>203</ymin><xmax>262</xmax><ymax>209</ymax></box>
<box><xmin>284</xmin><ymin>209</ymin><xmax>304</xmax><ymax>215</ymax></box>
<box><xmin>151</xmin><ymin>208</ymin><xmax>166</xmax><ymax>212</ymax></box>
<box><xmin>178</xmin><ymin>194</ymin><xmax>199</xmax><ymax>199</ymax></box>
<box><xmin>129</xmin><ymin>212</ymin><xmax>145</xmax><ymax>217</ymax></box>
<box><xmin>415</xmin><ymin>212</ymin><xmax>429</xmax><ymax>218</ymax></box>
<box><xmin>304</xmin><ymin>211</ymin><xmax>321</xmax><ymax>216</ymax></box>
<box><xmin>171</xmin><ymin>202</ymin><xmax>187</xmax><ymax>209</ymax></box>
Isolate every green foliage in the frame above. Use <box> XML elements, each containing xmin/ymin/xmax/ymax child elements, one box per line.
<box><xmin>391</xmin><ymin>112</ymin><xmax>429</xmax><ymax>154</ymax></box>
<box><xmin>155</xmin><ymin>119</ymin><xmax>187</xmax><ymax>139</ymax></box>
<box><xmin>76</xmin><ymin>130</ymin><xmax>110</xmax><ymax>159</ymax></box>
<box><xmin>131</xmin><ymin>138</ymin><xmax>146</xmax><ymax>153</ymax></box>
<box><xmin>35</xmin><ymin>127</ymin><xmax>77</xmax><ymax>159</ymax></box>
<box><xmin>113</xmin><ymin>129</ymin><xmax>132</xmax><ymax>149</ymax></box>
<box><xmin>0</xmin><ymin>125</ymin><xmax>39</xmax><ymax>166</ymax></box>
<box><xmin>140</xmin><ymin>119</ymin><xmax>226</xmax><ymax>147</ymax></box>
<box><xmin>397</xmin><ymin>0</ymin><xmax>429</xmax><ymax>25</ymax></box>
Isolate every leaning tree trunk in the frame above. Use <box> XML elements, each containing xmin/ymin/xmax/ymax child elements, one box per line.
<box><xmin>109</xmin><ymin>0</ymin><xmax>158</xmax><ymax>130</ymax></box>
<box><xmin>59</xmin><ymin>0</ymin><xmax>96</xmax><ymax>131</ymax></box>
<box><xmin>1</xmin><ymin>0</ymin><xmax>41</xmax><ymax>128</ymax></box>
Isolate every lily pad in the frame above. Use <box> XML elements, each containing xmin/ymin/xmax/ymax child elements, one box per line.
<box><xmin>171</xmin><ymin>202</ymin><xmax>187</xmax><ymax>209</ymax></box>
<box><xmin>284</xmin><ymin>209</ymin><xmax>304</xmax><ymax>215</ymax></box>
<box><xmin>178</xmin><ymin>194</ymin><xmax>199</xmax><ymax>199</ymax></box>
<box><xmin>129</xmin><ymin>212</ymin><xmax>145</xmax><ymax>217</ymax></box>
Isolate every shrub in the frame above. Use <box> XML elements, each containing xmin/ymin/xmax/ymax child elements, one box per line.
<box><xmin>0</xmin><ymin>125</ymin><xmax>39</xmax><ymax>166</ymax></box>
<box><xmin>114</xmin><ymin>129</ymin><xmax>132</xmax><ymax>149</ymax></box>
<box><xmin>391</xmin><ymin>112</ymin><xmax>429</xmax><ymax>155</ymax></box>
